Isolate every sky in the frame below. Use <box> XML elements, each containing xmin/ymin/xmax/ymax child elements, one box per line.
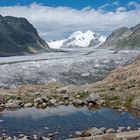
<box><xmin>0</xmin><ymin>0</ymin><xmax>140</xmax><ymax>41</ymax></box>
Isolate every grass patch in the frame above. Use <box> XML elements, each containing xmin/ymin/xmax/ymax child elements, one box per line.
<box><xmin>124</xmin><ymin>96</ymin><xmax>134</xmax><ymax>108</ymax></box>
<box><xmin>76</xmin><ymin>91</ymin><xmax>90</xmax><ymax>99</ymax></box>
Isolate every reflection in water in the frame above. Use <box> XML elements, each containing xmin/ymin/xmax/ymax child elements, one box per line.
<box><xmin>0</xmin><ymin>106</ymin><xmax>139</xmax><ymax>140</ymax></box>
<box><xmin>3</xmin><ymin>106</ymin><xmax>88</xmax><ymax>120</ymax></box>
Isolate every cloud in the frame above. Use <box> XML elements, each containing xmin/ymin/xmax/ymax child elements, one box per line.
<box><xmin>0</xmin><ymin>3</ymin><xmax>140</xmax><ymax>40</ymax></box>
<box><xmin>128</xmin><ymin>1</ymin><xmax>140</xmax><ymax>9</ymax></box>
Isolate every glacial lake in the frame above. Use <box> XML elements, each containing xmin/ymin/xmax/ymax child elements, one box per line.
<box><xmin>0</xmin><ymin>105</ymin><xmax>139</xmax><ymax>139</ymax></box>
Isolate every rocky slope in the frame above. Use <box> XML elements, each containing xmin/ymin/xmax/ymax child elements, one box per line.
<box><xmin>102</xmin><ymin>54</ymin><xmax>140</xmax><ymax>85</ymax></box>
<box><xmin>0</xmin><ymin>15</ymin><xmax>51</xmax><ymax>57</ymax></box>
<box><xmin>100</xmin><ymin>23</ymin><xmax>140</xmax><ymax>50</ymax></box>
<box><xmin>61</xmin><ymin>31</ymin><xmax>106</xmax><ymax>48</ymax></box>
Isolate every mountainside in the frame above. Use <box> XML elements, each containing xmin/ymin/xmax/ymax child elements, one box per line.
<box><xmin>0</xmin><ymin>15</ymin><xmax>51</xmax><ymax>57</ymax></box>
<box><xmin>102</xmin><ymin>54</ymin><xmax>140</xmax><ymax>85</ymax></box>
<box><xmin>61</xmin><ymin>31</ymin><xmax>106</xmax><ymax>48</ymax></box>
<box><xmin>100</xmin><ymin>23</ymin><xmax>140</xmax><ymax>50</ymax></box>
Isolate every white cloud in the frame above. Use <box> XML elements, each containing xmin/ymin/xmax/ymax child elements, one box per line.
<box><xmin>116</xmin><ymin>7</ymin><xmax>126</xmax><ymax>12</ymax></box>
<box><xmin>128</xmin><ymin>1</ymin><xmax>140</xmax><ymax>9</ymax></box>
<box><xmin>0</xmin><ymin>3</ymin><xmax>140</xmax><ymax>41</ymax></box>
<box><xmin>112</xmin><ymin>2</ymin><xmax>119</xmax><ymax>6</ymax></box>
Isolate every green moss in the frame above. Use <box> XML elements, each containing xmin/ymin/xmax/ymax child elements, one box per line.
<box><xmin>76</xmin><ymin>91</ymin><xmax>89</xmax><ymax>99</ymax></box>
<box><xmin>124</xmin><ymin>96</ymin><xmax>134</xmax><ymax>108</ymax></box>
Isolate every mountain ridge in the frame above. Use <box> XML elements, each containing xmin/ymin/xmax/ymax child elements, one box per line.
<box><xmin>0</xmin><ymin>15</ymin><xmax>51</xmax><ymax>57</ymax></box>
<box><xmin>100</xmin><ymin>23</ymin><xmax>140</xmax><ymax>50</ymax></box>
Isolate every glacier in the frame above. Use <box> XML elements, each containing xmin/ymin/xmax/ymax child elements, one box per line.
<box><xmin>0</xmin><ymin>47</ymin><xmax>139</xmax><ymax>88</ymax></box>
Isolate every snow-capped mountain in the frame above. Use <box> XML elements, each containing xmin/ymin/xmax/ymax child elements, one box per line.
<box><xmin>61</xmin><ymin>30</ymin><xmax>106</xmax><ymax>48</ymax></box>
<box><xmin>48</xmin><ymin>39</ymin><xmax>66</xmax><ymax>49</ymax></box>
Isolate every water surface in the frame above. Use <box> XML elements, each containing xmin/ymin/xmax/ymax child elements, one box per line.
<box><xmin>0</xmin><ymin>106</ymin><xmax>139</xmax><ymax>139</ymax></box>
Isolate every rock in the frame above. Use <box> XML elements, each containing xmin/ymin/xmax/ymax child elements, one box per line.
<box><xmin>13</xmin><ymin>136</ymin><xmax>18</xmax><ymax>140</ymax></box>
<box><xmin>90</xmin><ymin>128</ymin><xmax>104</xmax><ymax>136</ymax></box>
<box><xmin>5</xmin><ymin>137</ymin><xmax>12</xmax><ymax>140</ymax></box>
<box><xmin>34</xmin><ymin>102</ymin><xmax>38</xmax><ymax>107</ymax></box>
<box><xmin>40</xmin><ymin>137</ymin><xmax>50</xmax><ymax>140</ymax></box>
<box><xmin>24</xmin><ymin>103</ymin><xmax>33</xmax><ymax>108</ymax></box>
<box><xmin>5</xmin><ymin>102</ymin><xmax>19</xmax><ymax>108</ymax></box>
<box><xmin>117</xmin><ymin>127</ymin><xmax>126</xmax><ymax>133</ymax></box>
<box><xmin>41</xmin><ymin>97</ymin><xmax>49</xmax><ymax>103</ymax></box>
<box><xmin>49</xmin><ymin>99</ymin><xmax>57</xmax><ymax>105</ymax></box>
<box><xmin>57</xmin><ymin>86</ymin><xmax>68</xmax><ymax>93</ymax></box>
<box><xmin>76</xmin><ymin>95</ymin><xmax>80</xmax><ymax>98</ymax></box>
<box><xmin>131</xmin><ymin>98</ymin><xmax>140</xmax><ymax>110</ymax></box>
<box><xmin>86</xmin><ymin>93</ymin><xmax>100</xmax><ymax>103</ymax></box>
<box><xmin>58</xmin><ymin>101</ymin><xmax>64</xmax><ymax>105</ymax></box>
<box><xmin>48</xmin><ymin>133</ymin><xmax>54</xmax><ymax>138</ymax></box>
<box><xmin>127</xmin><ymin>126</ymin><xmax>131</xmax><ymax>131</ymax></box>
<box><xmin>72</xmin><ymin>99</ymin><xmax>84</xmax><ymax>105</ymax></box>
<box><xmin>63</xmin><ymin>94</ymin><xmax>69</xmax><ymax>100</ymax></box>
<box><xmin>34</xmin><ymin>98</ymin><xmax>43</xmax><ymax>104</ymax></box>
<box><xmin>88</xmin><ymin>102</ymin><xmax>94</xmax><ymax>108</ymax></box>
<box><xmin>41</xmin><ymin>102</ymin><xmax>47</xmax><ymax>108</ymax></box>
<box><xmin>96</xmin><ymin>100</ymin><xmax>105</xmax><ymax>106</ymax></box>
<box><xmin>106</xmin><ymin>128</ymin><xmax>116</xmax><ymax>133</ymax></box>
<box><xmin>75</xmin><ymin>131</ymin><xmax>82</xmax><ymax>136</ymax></box>
<box><xmin>80</xmin><ymin>131</ymin><xmax>91</xmax><ymax>137</ymax></box>
<box><xmin>18</xmin><ymin>136</ymin><xmax>29</xmax><ymax>140</ymax></box>
<box><xmin>18</xmin><ymin>134</ymin><xmax>25</xmax><ymax>138</ymax></box>
<box><xmin>32</xmin><ymin>135</ymin><xmax>37</xmax><ymax>140</ymax></box>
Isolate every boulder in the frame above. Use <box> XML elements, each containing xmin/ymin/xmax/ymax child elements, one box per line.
<box><xmin>131</xmin><ymin>97</ymin><xmax>140</xmax><ymax>110</ymax></box>
<box><xmin>86</xmin><ymin>93</ymin><xmax>100</xmax><ymax>103</ymax></box>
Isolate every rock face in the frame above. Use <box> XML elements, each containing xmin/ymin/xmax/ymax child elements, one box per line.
<box><xmin>100</xmin><ymin>23</ymin><xmax>140</xmax><ymax>50</ymax></box>
<box><xmin>0</xmin><ymin>15</ymin><xmax>51</xmax><ymax>57</ymax></box>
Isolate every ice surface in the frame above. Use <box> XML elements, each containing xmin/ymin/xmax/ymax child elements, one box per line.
<box><xmin>0</xmin><ymin>47</ymin><xmax>139</xmax><ymax>88</ymax></box>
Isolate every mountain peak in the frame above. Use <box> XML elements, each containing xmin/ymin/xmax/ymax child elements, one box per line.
<box><xmin>0</xmin><ymin>15</ymin><xmax>51</xmax><ymax>57</ymax></box>
<box><xmin>100</xmin><ymin>23</ymin><xmax>140</xmax><ymax>50</ymax></box>
<box><xmin>61</xmin><ymin>30</ymin><xmax>106</xmax><ymax>48</ymax></box>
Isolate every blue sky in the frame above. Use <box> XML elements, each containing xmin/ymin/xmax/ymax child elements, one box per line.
<box><xmin>0</xmin><ymin>0</ymin><xmax>140</xmax><ymax>40</ymax></box>
<box><xmin>0</xmin><ymin>0</ymin><xmax>139</xmax><ymax>11</ymax></box>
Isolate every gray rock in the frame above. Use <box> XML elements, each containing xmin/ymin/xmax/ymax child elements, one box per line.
<box><xmin>56</xmin><ymin>86</ymin><xmax>68</xmax><ymax>93</ymax></box>
<box><xmin>5</xmin><ymin>102</ymin><xmax>19</xmax><ymax>108</ymax></box>
<box><xmin>32</xmin><ymin>135</ymin><xmax>37</xmax><ymax>140</ymax></box>
<box><xmin>24</xmin><ymin>103</ymin><xmax>33</xmax><ymax>108</ymax></box>
<box><xmin>49</xmin><ymin>99</ymin><xmax>57</xmax><ymax>105</ymax></box>
<box><xmin>106</xmin><ymin>128</ymin><xmax>116</xmax><ymax>133</ymax></box>
<box><xmin>90</xmin><ymin>128</ymin><xmax>104</xmax><ymax>136</ymax></box>
<box><xmin>41</xmin><ymin>136</ymin><xmax>50</xmax><ymax>140</ymax></box>
<box><xmin>34</xmin><ymin>98</ymin><xmax>43</xmax><ymax>104</ymax></box>
<box><xmin>41</xmin><ymin>97</ymin><xmax>49</xmax><ymax>103</ymax></box>
<box><xmin>86</xmin><ymin>93</ymin><xmax>100</xmax><ymax>103</ymax></box>
<box><xmin>72</xmin><ymin>99</ymin><xmax>84</xmax><ymax>105</ymax></box>
<box><xmin>63</xmin><ymin>94</ymin><xmax>69</xmax><ymax>100</ymax></box>
<box><xmin>75</xmin><ymin>131</ymin><xmax>82</xmax><ymax>136</ymax></box>
<box><xmin>41</xmin><ymin>102</ymin><xmax>47</xmax><ymax>108</ymax></box>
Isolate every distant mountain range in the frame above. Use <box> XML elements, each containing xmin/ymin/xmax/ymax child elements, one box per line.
<box><xmin>0</xmin><ymin>15</ymin><xmax>51</xmax><ymax>57</ymax></box>
<box><xmin>48</xmin><ymin>31</ymin><xmax>106</xmax><ymax>49</ymax></box>
<box><xmin>100</xmin><ymin>23</ymin><xmax>140</xmax><ymax>50</ymax></box>
<box><xmin>61</xmin><ymin>31</ymin><xmax>106</xmax><ymax>48</ymax></box>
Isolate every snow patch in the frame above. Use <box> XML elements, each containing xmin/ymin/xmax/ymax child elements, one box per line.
<box><xmin>48</xmin><ymin>40</ymin><xmax>66</xmax><ymax>49</ymax></box>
